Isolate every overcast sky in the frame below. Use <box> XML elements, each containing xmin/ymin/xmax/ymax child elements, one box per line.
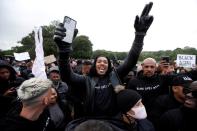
<box><xmin>0</xmin><ymin>0</ymin><xmax>197</xmax><ymax>52</ymax></box>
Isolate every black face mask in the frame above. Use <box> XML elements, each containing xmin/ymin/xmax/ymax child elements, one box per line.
<box><xmin>53</xmin><ymin>80</ymin><xmax>60</xmax><ymax>86</ymax></box>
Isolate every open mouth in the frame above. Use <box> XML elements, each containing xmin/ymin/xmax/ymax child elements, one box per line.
<box><xmin>99</xmin><ymin>69</ymin><xmax>104</xmax><ymax>72</ymax></box>
<box><xmin>185</xmin><ymin>99</ymin><xmax>195</xmax><ymax>106</ymax></box>
<box><xmin>98</xmin><ymin>67</ymin><xmax>106</xmax><ymax>72</ymax></box>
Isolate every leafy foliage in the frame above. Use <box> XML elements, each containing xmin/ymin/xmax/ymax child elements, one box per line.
<box><xmin>139</xmin><ymin>47</ymin><xmax>197</xmax><ymax>62</ymax></box>
<box><xmin>92</xmin><ymin>50</ymin><xmax>127</xmax><ymax>60</ymax></box>
<box><xmin>1</xmin><ymin>19</ymin><xmax>196</xmax><ymax>62</ymax></box>
<box><xmin>71</xmin><ymin>35</ymin><xmax>93</xmax><ymax>59</ymax></box>
<box><xmin>2</xmin><ymin>21</ymin><xmax>59</xmax><ymax>59</ymax></box>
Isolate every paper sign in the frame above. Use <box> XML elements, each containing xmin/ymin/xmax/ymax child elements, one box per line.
<box><xmin>44</xmin><ymin>55</ymin><xmax>56</xmax><ymax>64</ymax></box>
<box><xmin>14</xmin><ymin>52</ymin><xmax>30</xmax><ymax>61</ymax></box>
<box><xmin>176</xmin><ymin>54</ymin><xmax>196</xmax><ymax>68</ymax></box>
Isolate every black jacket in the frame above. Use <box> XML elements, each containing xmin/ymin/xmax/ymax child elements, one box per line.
<box><xmin>0</xmin><ymin>110</ymin><xmax>56</xmax><ymax>131</ymax></box>
<box><xmin>58</xmin><ymin>34</ymin><xmax>145</xmax><ymax>117</ymax></box>
<box><xmin>136</xmin><ymin>119</ymin><xmax>155</xmax><ymax>131</ymax></box>
<box><xmin>116</xmin><ymin>113</ymin><xmax>155</xmax><ymax>131</ymax></box>
<box><xmin>127</xmin><ymin>73</ymin><xmax>173</xmax><ymax>114</ymax></box>
<box><xmin>127</xmin><ymin>71</ymin><xmax>197</xmax><ymax>115</ymax></box>
<box><xmin>158</xmin><ymin>106</ymin><xmax>197</xmax><ymax>131</ymax></box>
<box><xmin>0</xmin><ymin>60</ymin><xmax>24</xmax><ymax>119</ymax></box>
<box><xmin>0</xmin><ymin>60</ymin><xmax>25</xmax><ymax>95</ymax></box>
<box><xmin>65</xmin><ymin>117</ymin><xmax>136</xmax><ymax>131</ymax></box>
<box><xmin>148</xmin><ymin>94</ymin><xmax>182</xmax><ymax>130</ymax></box>
<box><xmin>0</xmin><ymin>60</ymin><xmax>17</xmax><ymax>95</ymax></box>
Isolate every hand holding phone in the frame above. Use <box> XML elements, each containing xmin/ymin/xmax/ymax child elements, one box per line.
<box><xmin>62</xmin><ymin>16</ymin><xmax>77</xmax><ymax>43</ymax></box>
<box><xmin>54</xmin><ymin>16</ymin><xmax>77</xmax><ymax>53</ymax></box>
<box><xmin>161</xmin><ymin>56</ymin><xmax>170</xmax><ymax>63</ymax></box>
<box><xmin>3</xmin><ymin>87</ymin><xmax>16</xmax><ymax>96</ymax></box>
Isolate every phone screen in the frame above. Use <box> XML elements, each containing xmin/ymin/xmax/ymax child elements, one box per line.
<box><xmin>62</xmin><ymin>16</ymin><xmax>77</xmax><ymax>43</ymax></box>
<box><xmin>161</xmin><ymin>56</ymin><xmax>170</xmax><ymax>63</ymax></box>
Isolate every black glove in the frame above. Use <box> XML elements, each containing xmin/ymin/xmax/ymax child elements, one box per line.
<box><xmin>134</xmin><ymin>2</ymin><xmax>154</xmax><ymax>34</ymax></box>
<box><xmin>54</xmin><ymin>23</ymin><xmax>78</xmax><ymax>53</ymax></box>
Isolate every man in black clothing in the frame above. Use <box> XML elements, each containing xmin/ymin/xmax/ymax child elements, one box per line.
<box><xmin>127</xmin><ymin>57</ymin><xmax>197</xmax><ymax>117</ymax></box>
<box><xmin>127</xmin><ymin>58</ymin><xmax>172</xmax><ymax>115</ymax></box>
<box><xmin>0</xmin><ymin>78</ymin><xmax>56</xmax><ymax>131</ymax></box>
<box><xmin>158</xmin><ymin>81</ymin><xmax>197</xmax><ymax>131</ymax></box>
<box><xmin>117</xmin><ymin>89</ymin><xmax>155</xmax><ymax>131</ymax></box>
<box><xmin>54</xmin><ymin>2</ymin><xmax>154</xmax><ymax>118</ymax></box>
<box><xmin>149</xmin><ymin>74</ymin><xmax>193</xmax><ymax>130</ymax></box>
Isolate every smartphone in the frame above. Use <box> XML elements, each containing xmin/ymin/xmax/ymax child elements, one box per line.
<box><xmin>62</xmin><ymin>16</ymin><xmax>77</xmax><ymax>43</ymax></box>
<box><xmin>161</xmin><ymin>56</ymin><xmax>170</xmax><ymax>63</ymax></box>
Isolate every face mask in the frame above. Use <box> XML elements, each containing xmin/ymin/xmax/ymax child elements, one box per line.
<box><xmin>53</xmin><ymin>80</ymin><xmax>59</xmax><ymax>86</ymax></box>
<box><xmin>128</xmin><ymin>105</ymin><xmax>147</xmax><ymax>120</ymax></box>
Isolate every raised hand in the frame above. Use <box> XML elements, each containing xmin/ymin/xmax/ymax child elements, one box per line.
<box><xmin>54</xmin><ymin>23</ymin><xmax>66</xmax><ymax>43</ymax></box>
<box><xmin>54</xmin><ymin>23</ymin><xmax>78</xmax><ymax>53</ymax></box>
<box><xmin>134</xmin><ymin>2</ymin><xmax>154</xmax><ymax>33</ymax></box>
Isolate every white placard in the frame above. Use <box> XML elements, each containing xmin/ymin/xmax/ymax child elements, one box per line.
<box><xmin>44</xmin><ymin>55</ymin><xmax>56</xmax><ymax>64</ymax></box>
<box><xmin>14</xmin><ymin>52</ymin><xmax>30</xmax><ymax>61</ymax></box>
<box><xmin>176</xmin><ymin>54</ymin><xmax>196</xmax><ymax>68</ymax></box>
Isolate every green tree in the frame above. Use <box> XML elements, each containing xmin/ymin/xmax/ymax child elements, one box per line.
<box><xmin>92</xmin><ymin>50</ymin><xmax>126</xmax><ymax>60</ymax></box>
<box><xmin>11</xmin><ymin>21</ymin><xmax>59</xmax><ymax>59</ymax></box>
<box><xmin>15</xmin><ymin>32</ymin><xmax>35</xmax><ymax>58</ymax></box>
<box><xmin>0</xmin><ymin>49</ymin><xmax>13</xmax><ymax>58</ymax></box>
<box><xmin>113</xmin><ymin>52</ymin><xmax>127</xmax><ymax>60</ymax></box>
<box><xmin>71</xmin><ymin>35</ymin><xmax>93</xmax><ymax>59</ymax></box>
<box><xmin>92</xmin><ymin>50</ymin><xmax>111</xmax><ymax>59</ymax></box>
<box><xmin>42</xmin><ymin>24</ymin><xmax>58</xmax><ymax>57</ymax></box>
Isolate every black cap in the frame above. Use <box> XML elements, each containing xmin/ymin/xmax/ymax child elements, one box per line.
<box><xmin>172</xmin><ymin>74</ymin><xmax>193</xmax><ymax>87</ymax></box>
<box><xmin>117</xmin><ymin>89</ymin><xmax>142</xmax><ymax>113</ymax></box>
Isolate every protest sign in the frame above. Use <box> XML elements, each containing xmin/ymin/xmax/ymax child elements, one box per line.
<box><xmin>44</xmin><ymin>55</ymin><xmax>56</xmax><ymax>64</ymax></box>
<box><xmin>176</xmin><ymin>54</ymin><xmax>196</xmax><ymax>68</ymax></box>
<box><xmin>14</xmin><ymin>52</ymin><xmax>30</xmax><ymax>61</ymax></box>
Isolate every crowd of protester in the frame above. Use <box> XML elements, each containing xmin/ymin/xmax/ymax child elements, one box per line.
<box><xmin>0</xmin><ymin>2</ymin><xmax>197</xmax><ymax>131</ymax></box>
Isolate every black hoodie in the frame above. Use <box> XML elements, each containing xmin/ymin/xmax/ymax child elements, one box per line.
<box><xmin>58</xmin><ymin>33</ymin><xmax>145</xmax><ymax>118</ymax></box>
<box><xmin>0</xmin><ymin>110</ymin><xmax>56</xmax><ymax>131</ymax></box>
<box><xmin>127</xmin><ymin>73</ymin><xmax>172</xmax><ymax>114</ymax></box>
<box><xmin>0</xmin><ymin>60</ymin><xmax>24</xmax><ymax>119</ymax></box>
<box><xmin>158</xmin><ymin>106</ymin><xmax>197</xmax><ymax>131</ymax></box>
<box><xmin>0</xmin><ymin>60</ymin><xmax>17</xmax><ymax>95</ymax></box>
<box><xmin>65</xmin><ymin>117</ymin><xmax>136</xmax><ymax>131</ymax></box>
